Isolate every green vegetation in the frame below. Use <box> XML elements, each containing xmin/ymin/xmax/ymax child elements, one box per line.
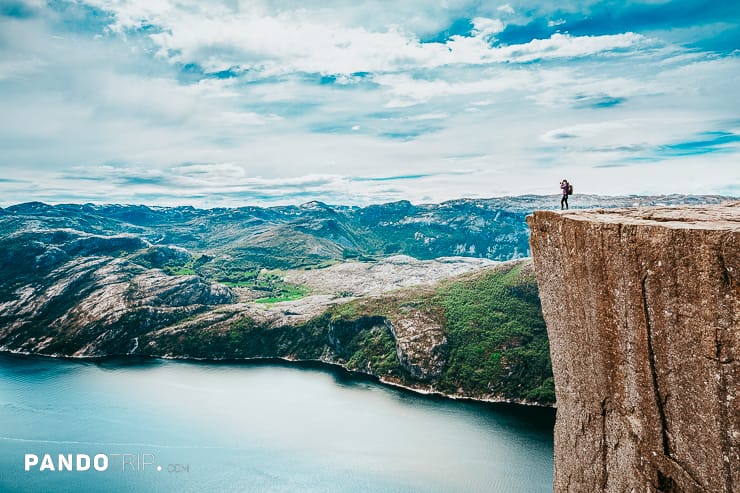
<box><xmin>164</xmin><ymin>266</ymin><xmax>196</xmax><ymax>275</ymax></box>
<box><xmin>433</xmin><ymin>263</ymin><xmax>553</xmax><ymax>403</ymax></box>
<box><xmin>162</xmin><ymin>257</ymin><xmax>198</xmax><ymax>276</ymax></box>
<box><xmin>302</xmin><ymin>260</ymin><xmax>340</xmax><ymax>270</ymax></box>
<box><xmin>343</xmin><ymin>325</ymin><xmax>401</xmax><ymax>376</ymax></box>
<box><xmin>325</xmin><ymin>261</ymin><xmax>554</xmax><ymax>404</ymax></box>
<box><xmin>330</xmin><ymin>302</ymin><xmax>358</xmax><ymax>320</ymax></box>
<box><xmin>221</xmin><ymin>269</ymin><xmax>310</xmax><ymax>303</ymax></box>
<box><xmin>170</xmin><ymin>315</ymin><xmax>328</xmax><ymax>360</ymax></box>
<box><xmin>255</xmin><ymin>283</ymin><xmax>308</xmax><ymax>303</ymax></box>
<box><xmin>161</xmin><ymin>259</ymin><xmax>311</xmax><ymax>304</ymax></box>
<box><xmin>158</xmin><ymin>312</ymin><xmax>402</xmax><ymax>380</ymax></box>
<box><xmin>218</xmin><ymin>269</ymin><xmax>261</xmax><ymax>287</ymax></box>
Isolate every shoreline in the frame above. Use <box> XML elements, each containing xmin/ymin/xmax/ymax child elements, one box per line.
<box><xmin>0</xmin><ymin>348</ymin><xmax>555</xmax><ymax>410</ymax></box>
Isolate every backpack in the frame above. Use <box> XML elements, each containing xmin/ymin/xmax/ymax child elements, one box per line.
<box><xmin>567</xmin><ymin>184</ymin><xmax>573</xmax><ymax>195</ymax></box>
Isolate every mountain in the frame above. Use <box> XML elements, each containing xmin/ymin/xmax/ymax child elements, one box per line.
<box><xmin>1</xmin><ymin>194</ymin><xmax>729</xmax><ymax>278</ymax></box>
<box><xmin>0</xmin><ymin>195</ymin><xmax>732</xmax><ymax>406</ymax></box>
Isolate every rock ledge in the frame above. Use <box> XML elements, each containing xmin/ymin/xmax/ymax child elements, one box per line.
<box><xmin>528</xmin><ymin>203</ymin><xmax>739</xmax><ymax>493</ymax></box>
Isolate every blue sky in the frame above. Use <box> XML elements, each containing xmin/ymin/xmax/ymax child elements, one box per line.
<box><xmin>0</xmin><ymin>0</ymin><xmax>738</xmax><ymax>207</ymax></box>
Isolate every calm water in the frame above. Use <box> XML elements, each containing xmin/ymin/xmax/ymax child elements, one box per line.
<box><xmin>0</xmin><ymin>354</ymin><xmax>554</xmax><ymax>492</ymax></box>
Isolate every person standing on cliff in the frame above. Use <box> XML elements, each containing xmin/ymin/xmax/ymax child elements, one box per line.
<box><xmin>560</xmin><ymin>179</ymin><xmax>570</xmax><ymax>210</ymax></box>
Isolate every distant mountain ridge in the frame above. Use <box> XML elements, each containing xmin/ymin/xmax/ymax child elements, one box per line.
<box><xmin>1</xmin><ymin>195</ymin><xmax>730</xmax><ymax>277</ymax></box>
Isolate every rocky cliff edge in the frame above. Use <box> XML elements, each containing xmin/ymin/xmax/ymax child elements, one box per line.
<box><xmin>527</xmin><ymin>203</ymin><xmax>739</xmax><ymax>492</ymax></box>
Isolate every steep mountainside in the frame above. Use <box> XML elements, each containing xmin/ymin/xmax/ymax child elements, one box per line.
<box><xmin>528</xmin><ymin>204</ymin><xmax>739</xmax><ymax>492</ymax></box>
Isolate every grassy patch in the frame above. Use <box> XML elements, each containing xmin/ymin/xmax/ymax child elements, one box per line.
<box><xmin>215</xmin><ymin>269</ymin><xmax>311</xmax><ymax>303</ymax></box>
<box><xmin>255</xmin><ymin>283</ymin><xmax>308</xmax><ymax>303</ymax></box>
<box><xmin>301</xmin><ymin>260</ymin><xmax>340</xmax><ymax>270</ymax></box>
<box><xmin>165</xmin><ymin>266</ymin><xmax>196</xmax><ymax>276</ymax></box>
<box><xmin>216</xmin><ymin>268</ymin><xmax>261</xmax><ymax>286</ymax></box>
<box><xmin>162</xmin><ymin>256</ymin><xmax>204</xmax><ymax>276</ymax></box>
<box><xmin>220</xmin><ymin>280</ymin><xmax>257</xmax><ymax>287</ymax></box>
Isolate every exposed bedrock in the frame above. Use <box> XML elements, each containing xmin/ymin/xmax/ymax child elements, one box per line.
<box><xmin>527</xmin><ymin>204</ymin><xmax>739</xmax><ymax>493</ymax></box>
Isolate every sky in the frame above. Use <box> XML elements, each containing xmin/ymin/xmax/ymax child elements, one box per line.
<box><xmin>0</xmin><ymin>0</ymin><xmax>738</xmax><ymax>207</ymax></box>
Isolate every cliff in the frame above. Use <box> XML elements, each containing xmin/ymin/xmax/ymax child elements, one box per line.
<box><xmin>527</xmin><ymin>203</ymin><xmax>739</xmax><ymax>492</ymax></box>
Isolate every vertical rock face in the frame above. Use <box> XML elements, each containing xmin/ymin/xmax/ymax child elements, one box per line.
<box><xmin>527</xmin><ymin>204</ymin><xmax>739</xmax><ymax>493</ymax></box>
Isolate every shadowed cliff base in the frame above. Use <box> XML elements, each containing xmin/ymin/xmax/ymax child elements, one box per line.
<box><xmin>527</xmin><ymin>203</ymin><xmax>739</xmax><ymax>492</ymax></box>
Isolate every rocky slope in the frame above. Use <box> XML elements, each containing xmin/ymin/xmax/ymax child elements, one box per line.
<box><xmin>0</xmin><ymin>230</ymin><xmax>234</xmax><ymax>356</ymax></box>
<box><xmin>282</xmin><ymin>254</ymin><xmax>496</xmax><ymax>297</ymax></box>
<box><xmin>528</xmin><ymin>203</ymin><xmax>739</xmax><ymax>492</ymax></box>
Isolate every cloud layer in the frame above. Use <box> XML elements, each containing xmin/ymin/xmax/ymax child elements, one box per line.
<box><xmin>0</xmin><ymin>0</ymin><xmax>738</xmax><ymax>206</ymax></box>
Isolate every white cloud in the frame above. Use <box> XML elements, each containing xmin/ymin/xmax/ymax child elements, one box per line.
<box><xmin>0</xmin><ymin>57</ymin><xmax>45</xmax><ymax>81</ymax></box>
<box><xmin>376</xmin><ymin>70</ymin><xmax>536</xmax><ymax>107</ymax></box>
<box><xmin>471</xmin><ymin>17</ymin><xmax>505</xmax><ymax>37</ymax></box>
<box><xmin>77</xmin><ymin>1</ymin><xmax>647</xmax><ymax>77</ymax></box>
<box><xmin>210</xmin><ymin>111</ymin><xmax>283</xmax><ymax>126</ymax></box>
<box><xmin>497</xmin><ymin>4</ymin><xmax>515</xmax><ymax>15</ymax></box>
<box><xmin>0</xmin><ymin>1</ymin><xmax>737</xmax><ymax>207</ymax></box>
<box><xmin>496</xmin><ymin>33</ymin><xmax>646</xmax><ymax>63</ymax></box>
<box><xmin>540</xmin><ymin>121</ymin><xmax>638</xmax><ymax>143</ymax></box>
<box><xmin>405</xmin><ymin>113</ymin><xmax>449</xmax><ymax>121</ymax></box>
